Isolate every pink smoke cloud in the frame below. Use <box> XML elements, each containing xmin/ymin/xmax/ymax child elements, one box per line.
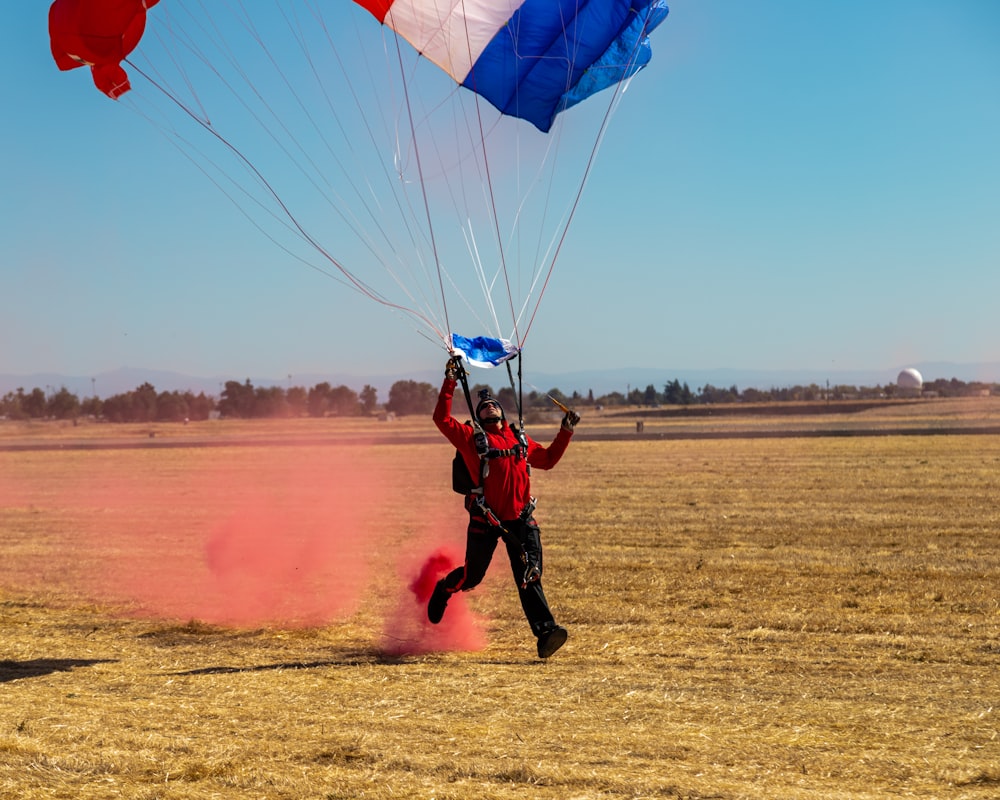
<box><xmin>379</xmin><ymin>545</ymin><xmax>488</xmax><ymax>656</ymax></box>
<box><xmin>0</xmin><ymin>440</ymin><xmax>494</xmax><ymax>655</ymax></box>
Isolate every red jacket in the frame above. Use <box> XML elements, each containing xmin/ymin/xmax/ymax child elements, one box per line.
<box><xmin>434</xmin><ymin>377</ymin><xmax>573</xmax><ymax>521</ymax></box>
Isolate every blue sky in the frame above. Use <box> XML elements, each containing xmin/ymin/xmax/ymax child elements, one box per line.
<box><xmin>3</xmin><ymin>1</ymin><xmax>999</xmax><ymax>386</ymax></box>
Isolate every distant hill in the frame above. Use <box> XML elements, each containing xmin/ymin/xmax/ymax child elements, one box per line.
<box><xmin>2</xmin><ymin>362</ymin><xmax>998</xmax><ymax>400</ymax></box>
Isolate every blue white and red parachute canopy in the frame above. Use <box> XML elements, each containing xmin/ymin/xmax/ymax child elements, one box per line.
<box><xmin>355</xmin><ymin>0</ymin><xmax>669</xmax><ymax>132</ymax></box>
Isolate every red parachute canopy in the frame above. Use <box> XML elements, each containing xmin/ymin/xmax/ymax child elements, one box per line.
<box><xmin>49</xmin><ymin>0</ymin><xmax>159</xmax><ymax>99</ymax></box>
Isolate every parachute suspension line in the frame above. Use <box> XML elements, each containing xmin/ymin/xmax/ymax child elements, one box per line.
<box><xmin>162</xmin><ymin>5</ymin><xmax>352</xmax><ymax>221</ymax></box>
<box><xmin>384</xmin><ymin>13</ymin><xmax>453</xmax><ymax>349</ymax></box>
<box><xmin>273</xmin><ymin>5</ymin><xmax>424</xmax><ymax>282</ymax></box>
<box><xmin>128</xmin><ymin>102</ymin><xmax>362</xmax><ymax>290</ymax></box>
<box><xmin>147</xmin><ymin>3</ymin><xmax>210</xmax><ymax>123</ymax></box>
<box><xmin>126</xmin><ymin>58</ymin><xmax>446</xmax><ymax>340</ymax></box>
<box><xmin>461</xmin><ymin>225</ymin><xmax>504</xmax><ymax>338</ymax></box>
<box><xmin>521</xmin><ymin>51</ymin><xmax>644</xmax><ymax>346</ymax></box>
<box><xmin>505</xmin><ymin>353</ymin><xmax>527</xmax><ymax>442</ymax></box>
<box><xmin>135</xmin><ymin>6</ymin><xmax>450</xmax><ymax>341</ymax></box>
<box><xmin>120</xmin><ymin>75</ymin><xmax>333</xmax><ymax>282</ymax></box>
<box><xmin>292</xmin><ymin>5</ymin><xmax>461</xmax><ymax>338</ymax></box>
<box><xmin>471</xmin><ymin>94</ymin><xmax>522</xmax><ymax>350</ymax></box>
<box><xmin>293</xmin><ymin>9</ymin><xmax>450</xmax><ymax>335</ymax></box>
<box><xmin>457</xmin><ymin>6</ymin><xmax>522</xmax><ymax>352</ymax></box>
<box><xmin>509</xmin><ymin>123</ymin><xmax>572</xmax><ymax>335</ymax></box>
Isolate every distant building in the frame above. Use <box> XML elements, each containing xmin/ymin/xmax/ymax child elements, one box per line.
<box><xmin>897</xmin><ymin>368</ymin><xmax>923</xmax><ymax>397</ymax></box>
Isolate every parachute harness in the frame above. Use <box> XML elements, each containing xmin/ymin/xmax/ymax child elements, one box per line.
<box><xmin>452</xmin><ymin>355</ymin><xmax>539</xmax><ymax>588</ymax></box>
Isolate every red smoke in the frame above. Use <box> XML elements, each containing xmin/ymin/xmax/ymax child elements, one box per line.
<box><xmin>85</xmin><ymin>445</ymin><xmax>373</xmax><ymax>627</ymax></box>
<box><xmin>0</xmin><ymin>440</ymin><xmax>491</xmax><ymax>654</ymax></box>
<box><xmin>379</xmin><ymin>546</ymin><xmax>487</xmax><ymax>656</ymax></box>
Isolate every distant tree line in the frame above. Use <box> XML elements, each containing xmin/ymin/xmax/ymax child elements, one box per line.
<box><xmin>605</xmin><ymin>377</ymin><xmax>997</xmax><ymax>406</ymax></box>
<box><xmin>1</xmin><ymin>376</ymin><xmax>995</xmax><ymax>423</ymax></box>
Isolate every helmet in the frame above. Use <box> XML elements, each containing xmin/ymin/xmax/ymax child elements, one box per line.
<box><xmin>476</xmin><ymin>390</ymin><xmax>504</xmax><ymax>422</ymax></box>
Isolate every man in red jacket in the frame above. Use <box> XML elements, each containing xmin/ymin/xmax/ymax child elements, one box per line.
<box><xmin>430</xmin><ymin>357</ymin><xmax>580</xmax><ymax>658</ymax></box>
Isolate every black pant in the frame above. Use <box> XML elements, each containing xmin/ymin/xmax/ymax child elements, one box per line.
<box><xmin>439</xmin><ymin>511</ymin><xmax>557</xmax><ymax>637</ymax></box>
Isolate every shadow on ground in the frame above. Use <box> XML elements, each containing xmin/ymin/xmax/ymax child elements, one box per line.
<box><xmin>0</xmin><ymin>658</ymin><xmax>117</xmax><ymax>683</ymax></box>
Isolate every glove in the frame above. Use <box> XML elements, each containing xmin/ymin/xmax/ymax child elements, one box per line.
<box><xmin>561</xmin><ymin>409</ymin><xmax>581</xmax><ymax>431</ymax></box>
<box><xmin>445</xmin><ymin>357</ymin><xmax>461</xmax><ymax>382</ymax></box>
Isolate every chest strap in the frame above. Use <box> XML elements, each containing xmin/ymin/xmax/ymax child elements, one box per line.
<box><xmin>485</xmin><ymin>447</ymin><xmax>519</xmax><ymax>459</ymax></box>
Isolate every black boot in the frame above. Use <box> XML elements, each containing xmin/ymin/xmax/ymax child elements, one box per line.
<box><xmin>427</xmin><ymin>580</ymin><xmax>450</xmax><ymax>624</ymax></box>
<box><xmin>536</xmin><ymin>625</ymin><xmax>568</xmax><ymax>658</ymax></box>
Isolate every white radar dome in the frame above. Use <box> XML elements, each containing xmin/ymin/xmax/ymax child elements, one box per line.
<box><xmin>897</xmin><ymin>368</ymin><xmax>923</xmax><ymax>389</ymax></box>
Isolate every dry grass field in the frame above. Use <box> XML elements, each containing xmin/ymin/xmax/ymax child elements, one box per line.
<box><xmin>1</xmin><ymin>398</ymin><xmax>999</xmax><ymax>799</ymax></box>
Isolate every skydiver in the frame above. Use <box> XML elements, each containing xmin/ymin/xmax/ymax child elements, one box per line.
<box><xmin>429</xmin><ymin>357</ymin><xmax>580</xmax><ymax>658</ymax></box>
